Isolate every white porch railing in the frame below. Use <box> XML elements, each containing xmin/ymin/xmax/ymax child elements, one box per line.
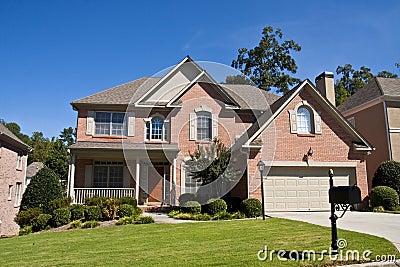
<box><xmin>73</xmin><ymin>188</ymin><xmax>135</xmax><ymax>204</ymax></box>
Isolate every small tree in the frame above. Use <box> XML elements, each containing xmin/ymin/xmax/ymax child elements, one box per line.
<box><xmin>20</xmin><ymin>166</ymin><xmax>63</xmax><ymax>213</ymax></box>
<box><xmin>372</xmin><ymin>161</ymin><xmax>400</xmax><ymax>198</ymax></box>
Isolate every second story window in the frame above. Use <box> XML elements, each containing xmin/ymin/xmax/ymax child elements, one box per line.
<box><xmin>297</xmin><ymin>107</ymin><xmax>312</xmax><ymax>134</ymax></box>
<box><xmin>145</xmin><ymin>115</ymin><xmax>168</xmax><ymax>142</ymax></box>
<box><xmin>16</xmin><ymin>154</ymin><xmax>23</xmax><ymax>170</ymax></box>
<box><xmin>95</xmin><ymin>112</ymin><xmax>125</xmax><ymax>136</ymax></box>
<box><xmin>196</xmin><ymin>111</ymin><xmax>212</xmax><ymax>141</ymax></box>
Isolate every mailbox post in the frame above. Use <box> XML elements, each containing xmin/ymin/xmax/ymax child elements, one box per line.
<box><xmin>328</xmin><ymin>169</ymin><xmax>339</xmax><ymax>254</ymax></box>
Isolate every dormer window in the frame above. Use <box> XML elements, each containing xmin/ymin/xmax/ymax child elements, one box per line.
<box><xmin>145</xmin><ymin>115</ymin><xmax>169</xmax><ymax>142</ymax></box>
<box><xmin>289</xmin><ymin>101</ymin><xmax>322</xmax><ymax>135</ymax></box>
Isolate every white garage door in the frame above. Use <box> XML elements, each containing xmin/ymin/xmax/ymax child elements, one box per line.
<box><xmin>264</xmin><ymin>167</ymin><xmax>353</xmax><ymax>211</ymax></box>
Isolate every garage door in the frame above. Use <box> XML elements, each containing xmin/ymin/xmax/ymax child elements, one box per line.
<box><xmin>264</xmin><ymin>167</ymin><xmax>353</xmax><ymax>211</ymax></box>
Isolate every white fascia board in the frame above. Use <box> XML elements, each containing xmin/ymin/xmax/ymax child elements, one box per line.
<box><xmin>166</xmin><ymin>71</ymin><xmax>206</xmax><ymax>107</ymax></box>
<box><xmin>262</xmin><ymin>161</ymin><xmax>357</xmax><ymax>168</ymax></box>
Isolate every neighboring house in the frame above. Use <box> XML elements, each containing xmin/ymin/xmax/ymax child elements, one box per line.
<box><xmin>338</xmin><ymin>77</ymin><xmax>400</xmax><ymax>191</ymax></box>
<box><xmin>0</xmin><ymin>124</ymin><xmax>31</xmax><ymax>236</ymax></box>
<box><xmin>67</xmin><ymin>56</ymin><xmax>372</xmax><ymax>211</ymax></box>
<box><xmin>25</xmin><ymin>162</ymin><xmax>45</xmax><ymax>188</ymax></box>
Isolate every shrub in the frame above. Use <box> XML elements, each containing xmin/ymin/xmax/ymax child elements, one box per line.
<box><xmin>32</xmin><ymin>214</ymin><xmax>52</xmax><ymax>232</ymax></box>
<box><xmin>240</xmin><ymin>198</ymin><xmax>262</xmax><ymax>218</ymax></box>
<box><xmin>85</xmin><ymin>206</ymin><xmax>102</xmax><ymax>221</ymax></box>
<box><xmin>69</xmin><ymin>220</ymin><xmax>82</xmax><ymax>229</ymax></box>
<box><xmin>14</xmin><ymin>207</ymin><xmax>42</xmax><ymax>227</ymax></box>
<box><xmin>51</xmin><ymin>207</ymin><xmax>71</xmax><ymax>227</ymax></box>
<box><xmin>136</xmin><ymin>216</ymin><xmax>154</xmax><ymax>224</ymax></box>
<box><xmin>212</xmin><ymin>211</ymin><xmax>233</xmax><ymax>220</ymax></box>
<box><xmin>193</xmin><ymin>213</ymin><xmax>212</xmax><ymax>221</ymax></box>
<box><xmin>206</xmin><ymin>199</ymin><xmax>227</xmax><ymax>216</ymax></box>
<box><xmin>172</xmin><ymin>213</ymin><xmax>197</xmax><ymax>220</ymax></box>
<box><xmin>168</xmin><ymin>210</ymin><xmax>181</xmax><ymax>218</ymax></box>
<box><xmin>372</xmin><ymin>161</ymin><xmax>400</xmax><ymax>197</ymax></box>
<box><xmin>117</xmin><ymin>204</ymin><xmax>134</xmax><ymax>218</ymax></box>
<box><xmin>232</xmin><ymin>211</ymin><xmax>246</xmax><ymax>219</ymax></box>
<box><xmin>181</xmin><ymin>201</ymin><xmax>201</xmax><ymax>214</ymax></box>
<box><xmin>20</xmin><ymin>167</ymin><xmax>63</xmax><ymax>213</ymax></box>
<box><xmin>82</xmin><ymin>220</ymin><xmax>100</xmax><ymax>228</ymax></box>
<box><xmin>101</xmin><ymin>198</ymin><xmax>120</xmax><ymax>220</ymax></box>
<box><xmin>119</xmin><ymin>197</ymin><xmax>137</xmax><ymax>207</ymax></box>
<box><xmin>70</xmin><ymin>204</ymin><xmax>85</xmax><ymax>221</ymax></box>
<box><xmin>178</xmin><ymin>193</ymin><xmax>197</xmax><ymax>206</ymax></box>
<box><xmin>19</xmin><ymin>226</ymin><xmax>32</xmax><ymax>236</ymax></box>
<box><xmin>48</xmin><ymin>197</ymin><xmax>72</xmax><ymax>214</ymax></box>
<box><xmin>373</xmin><ymin>206</ymin><xmax>385</xmax><ymax>212</ymax></box>
<box><xmin>84</xmin><ymin>196</ymin><xmax>109</xmax><ymax>207</ymax></box>
<box><xmin>370</xmin><ymin>186</ymin><xmax>399</xmax><ymax>210</ymax></box>
<box><xmin>132</xmin><ymin>207</ymin><xmax>143</xmax><ymax>220</ymax></box>
<box><xmin>116</xmin><ymin>216</ymin><xmax>135</xmax><ymax>225</ymax></box>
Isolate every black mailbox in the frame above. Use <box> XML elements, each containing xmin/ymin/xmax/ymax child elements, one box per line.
<box><xmin>329</xmin><ymin>185</ymin><xmax>361</xmax><ymax>204</ymax></box>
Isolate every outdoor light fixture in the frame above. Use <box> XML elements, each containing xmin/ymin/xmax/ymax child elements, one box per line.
<box><xmin>257</xmin><ymin>160</ymin><xmax>266</xmax><ymax>220</ymax></box>
<box><xmin>307</xmin><ymin>147</ymin><xmax>313</xmax><ymax>156</ymax></box>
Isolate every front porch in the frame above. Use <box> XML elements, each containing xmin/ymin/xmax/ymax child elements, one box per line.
<box><xmin>73</xmin><ymin>188</ymin><xmax>136</xmax><ymax>204</ymax></box>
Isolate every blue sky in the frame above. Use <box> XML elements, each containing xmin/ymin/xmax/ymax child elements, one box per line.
<box><xmin>1</xmin><ymin>0</ymin><xmax>399</xmax><ymax>138</ymax></box>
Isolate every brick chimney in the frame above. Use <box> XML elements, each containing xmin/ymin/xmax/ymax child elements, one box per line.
<box><xmin>315</xmin><ymin>72</ymin><xmax>335</xmax><ymax>106</ymax></box>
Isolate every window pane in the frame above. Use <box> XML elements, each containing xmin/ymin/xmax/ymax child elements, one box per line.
<box><xmin>93</xmin><ymin>166</ymin><xmax>108</xmax><ymax>188</ymax></box>
<box><xmin>197</xmin><ymin>115</ymin><xmax>211</xmax><ymax>141</ymax></box>
<box><xmin>151</xmin><ymin>118</ymin><xmax>163</xmax><ymax>140</ymax></box>
<box><xmin>95</xmin><ymin>112</ymin><xmax>111</xmax><ymax>135</ymax></box>
<box><xmin>185</xmin><ymin>171</ymin><xmax>199</xmax><ymax>193</ymax></box>
<box><xmin>297</xmin><ymin>107</ymin><xmax>312</xmax><ymax>133</ymax></box>
<box><xmin>111</xmin><ymin>113</ymin><xmax>125</xmax><ymax>136</ymax></box>
<box><xmin>108</xmin><ymin>166</ymin><xmax>123</xmax><ymax>188</ymax></box>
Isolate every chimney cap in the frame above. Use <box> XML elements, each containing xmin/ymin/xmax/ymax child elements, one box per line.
<box><xmin>315</xmin><ymin>71</ymin><xmax>334</xmax><ymax>82</ymax></box>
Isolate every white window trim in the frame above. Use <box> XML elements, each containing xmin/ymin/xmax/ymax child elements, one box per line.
<box><xmin>144</xmin><ymin>114</ymin><xmax>169</xmax><ymax>142</ymax></box>
<box><xmin>94</xmin><ymin>111</ymin><xmax>127</xmax><ymax>137</ymax></box>
<box><xmin>8</xmin><ymin>185</ymin><xmax>13</xmax><ymax>201</ymax></box>
<box><xmin>14</xmin><ymin>182</ymin><xmax>22</xmax><ymax>207</ymax></box>
<box><xmin>93</xmin><ymin>161</ymin><xmax>124</xmax><ymax>188</ymax></box>
<box><xmin>180</xmin><ymin>160</ymin><xmax>201</xmax><ymax>194</ymax></box>
<box><xmin>190</xmin><ymin>105</ymin><xmax>218</xmax><ymax>142</ymax></box>
<box><xmin>16</xmin><ymin>154</ymin><xmax>23</xmax><ymax>170</ymax></box>
<box><xmin>289</xmin><ymin>101</ymin><xmax>322</xmax><ymax>135</ymax></box>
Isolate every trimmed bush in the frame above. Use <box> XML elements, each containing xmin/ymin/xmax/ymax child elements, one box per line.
<box><xmin>232</xmin><ymin>211</ymin><xmax>246</xmax><ymax>219</ymax></box>
<box><xmin>240</xmin><ymin>198</ymin><xmax>262</xmax><ymax>218</ymax></box>
<box><xmin>168</xmin><ymin>210</ymin><xmax>180</xmax><ymax>218</ymax></box>
<box><xmin>181</xmin><ymin>201</ymin><xmax>201</xmax><ymax>214</ymax></box>
<box><xmin>84</xmin><ymin>196</ymin><xmax>109</xmax><ymax>207</ymax></box>
<box><xmin>117</xmin><ymin>204</ymin><xmax>134</xmax><ymax>218</ymax></box>
<box><xmin>116</xmin><ymin>216</ymin><xmax>136</xmax><ymax>225</ymax></box>
<box><xmin>69</xmin><ymin>220</ymin><xmax>82</xmax><ymax>229</ymax></box>
<box><xmin>20</xmin><ymin>167</ymin><xmax>63</xmax><ymax>213</ymax></box>
<box><xmin>206</xmin><ymin>199</ymin><xmax>227</xmax><ymax>216</ymax></box>
<box><xmin>193</xmin><ymin>213</ymin><xmax>212</xmax><ymax>221</ymax></box>
<box><xmin>178</xmin><ymin>193</ymin><xmax>197</xmax><ymax>206</ymax></box>
<box><xmin>32</xmin><ymin>214</ymin><xmax>52</xmax><ymax>232</ymax></box>
<box><xmin>373</xmin><ymin>206</ymin><xmax>385</xmax><ymax>212</ymax></box>
<box><xmin>85</xmin><ymin>206</ymin><xmax>102</xmax><ymax>221</ymax></box>
<box><xmin>51</xmin><ymin>207</ymin><xmax>71</xmax><ymax>227</ymax></box>
<box><xmin>101</xmin><ymin>198</ymin><xmax>120</xmax><ymax>220</ymax></box>
<box><xmin>119</xmin><ymin>197</ymin><xmax>137</xmax><ymax>207</ymax></box>
<box><xmin>173</xmin><ymin>213</ymin><xmax>196</xmax><ymax>220</ymax></box>
<box><xmin>136</xmin><ymin>216</ymin><xmax>154</xmax><ymax>224</ymax></box>
<box><xmin>212</xmin><ymin>211</ymin><xmax>233</xmax><ymax>220</ymax></box>
<box><xmin>132</xmin><ymin>207</ymin><xmax>143</xmax><ymax>221</ymax></box>
<box><xmin>48</xmin><ymin>197</ymin><xmax>72</xmax><ymax>214</ymax></box>
<box><xmin>19</xmin><ymin>226</ymin><xmax>32</xmax><ymax>236</ymax></box>
<box><xmin>82</xmin><ymin>220</ymin><xmax>100</xmax><ymax>228</ymax></box>
<box><xmin>70</xmin><ymin>204</ymin><xmax>85</xmax><ymax>221</ymax></box>
<box><xmin>370</xmin><ymin>186</ymin><xmax>399</xmax><ymax>210</ymax></box>
<box><xmin>14</xmin><ymin>207</ymin><xmax>42</xmax><ymax>227</ymax></box>
<box><xmin>372</xmin><ymin>161</ymin><xmax>400</xmax><ymax>197</ymax></box>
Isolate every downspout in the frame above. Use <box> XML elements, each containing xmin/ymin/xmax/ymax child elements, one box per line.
<box><xmin>383</xmin><ymin>101</ymin><xmax>392</xmax><ymax>160</ymax></box>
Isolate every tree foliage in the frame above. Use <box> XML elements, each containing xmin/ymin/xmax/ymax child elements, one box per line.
<box><xmin>20</xmin><ymin>166</ymin><xmax>63</xmax><ymax>213</ymax></box>
<box><xmin>223</xmin><ymin>75</ymin><xmax>253</xmax><ymax>85</ymax></box>
<box><xmin>335</xmin><ymin>64</ymin><xmax>398</xmax><ymax>106</ymax></box>
<box><xmin>231</xmin><ymin>26</ymin><xmax>301</xmax><ymax>93</ymax></box>
<box><xmin>59</xmin><ymin>126</ymin><xmax>76</xmax><ymax>146</ymax></box>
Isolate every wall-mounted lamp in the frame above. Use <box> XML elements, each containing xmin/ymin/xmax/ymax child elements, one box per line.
<box><xmin>303</xmin><ymin>147</ymin><xmax>313</xmax><ymax>164</ymax></box>
<box><xmin>307</xmin><ymin>147</ymin><xmax>313</xmax><ymax>157</ymax></box>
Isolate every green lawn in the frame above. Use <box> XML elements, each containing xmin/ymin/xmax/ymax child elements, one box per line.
<box><xmin>0</xmin><ymin>218</ymin><xmax>398</xmax><ymax>266</ymax></box>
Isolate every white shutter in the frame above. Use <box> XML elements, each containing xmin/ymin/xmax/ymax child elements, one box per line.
<box><xmin>123</xmin><ymin>166</ymin><xmax>131</xmax><ymax>187</ymax></box>
<box><xmin>164</xmin><ymin>119</ymin><xmax>170</xmax><ymax>141</ymax></box>
<box><xmin>127</xmin><ymin>112</ymin><xmax>135</xmax><ymax>136</ymax></box>
<box><xmin>314</xmin><ymin>112</ymin><xmax>322</xmax><ymax>134</ymax></box>
<box><xmin>180</xmin><ymin>164</ymin><xmax>186</xmax><ymax>195</ymax></box>
<box><xmin>189</xmin><ymin>113</ymin><xmax>197</xmax><ymax>140</ymax></box>
<box><xmin>289</xmin><ymin>110</ymin><xmax>297</xmax><ymax>134</ymax></box>
<box><xmin>86</xmin><ymin>111</ymin><xmax>95</xmax><ymax>135</ymax></box>
<box><xmin>212</xmin><ymin>114</ymin><xmax>218</xmax><ymax>138</ymax></box>
<box><xmin>84</xmin><ymin>165</ymin><xmax>93</xmax><ymax>187</ymax></box>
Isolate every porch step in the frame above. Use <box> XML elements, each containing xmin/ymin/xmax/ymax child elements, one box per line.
<box><xmin>138</xmin><ymin>204</ymin><xmax>172</xmax><ymax>213</ymax></box>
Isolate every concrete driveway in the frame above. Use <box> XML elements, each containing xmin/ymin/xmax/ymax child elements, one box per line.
<box><xmin>268</xmin><ymin>211</ymin><xmax>400</xmax><ymax>252</ymax></box>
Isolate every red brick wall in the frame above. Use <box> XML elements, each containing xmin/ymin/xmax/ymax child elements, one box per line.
<box><xmin>0</xmin><ymin>144</ymin><xmax>27</xmax><ymax>236</ymax></box>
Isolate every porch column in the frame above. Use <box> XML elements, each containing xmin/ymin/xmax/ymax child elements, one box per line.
<box><xmin>172</xmin><ymin>158</ymin><xmax>177</xmax><ymax>206</ymax></box>
<box><xmin>135</xmin><ymin>157</ymin><xmax>140</xmax><ymax>200</ymax></box>
<box><xmin>68</xmin><ymin>154</ymin><xmax>76</xmax><ymax>201</ymax></box>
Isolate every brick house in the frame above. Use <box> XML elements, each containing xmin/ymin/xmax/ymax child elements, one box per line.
<box><xmin>67</xmin><ymin>56</ymin><xmax>372</xmax><ymax>211</ymax></box>
<box><xmin>0</xmin><ymin>124</ymin><xmax>31</xmax><ymax>236</ymax></box>
<box><xmin>338</xmin><ymin>77</ymin><xmax>400</xmax><ymax>192</ymax></box>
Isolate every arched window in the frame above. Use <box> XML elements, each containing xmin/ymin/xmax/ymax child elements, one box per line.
<box><xmin>196</xmin><ymin>111</ymin><xmax>212</xmax><ymax>141</ymax></box>
<box><xmin>297</xmin><ymin>107</ymin><xmax>312</xmax><ymax>133</ymax></box>
<box><xmin>145</xmin><ymin>115</ymin><xmax>168</xmax><ymax>141</ymax></box>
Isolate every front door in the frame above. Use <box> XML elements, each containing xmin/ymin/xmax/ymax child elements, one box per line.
<box><xmin>147</xmin><ymin>165</ymin><xmax>170</xmax><ymax>203</ymax></box>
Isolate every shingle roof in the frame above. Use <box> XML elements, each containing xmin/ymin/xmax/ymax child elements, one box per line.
<box><xmin>26</xmin><ymin>162</ymin><xmax>45</xmax><ymax>178</ymax></box>
<box><xmin>71</xmin><ymin>77</ymin><xmax>281</xmax><ymax>111</ymax></box>
<box><xmin>338</xmin><ymin>77</ymin><xmax>400</xmax><ymax>113</ymax></box>
<box><xmin>0</xmin><ymin>123</ymin><xmax>31</xmax><ymax>151</ymax></box>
